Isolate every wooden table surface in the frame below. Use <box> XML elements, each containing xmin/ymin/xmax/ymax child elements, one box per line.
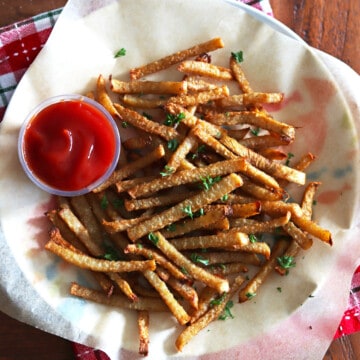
<box><xmin>0</xmin><ymin>0</ymin><xmax>359</xmax><ymax>359</ymax></box>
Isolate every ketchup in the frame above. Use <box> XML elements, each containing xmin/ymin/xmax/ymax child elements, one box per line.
<box><xmin>22</xmin><ymin>98</ymin><xmax>119</xmax><ymax>192</ymax></box>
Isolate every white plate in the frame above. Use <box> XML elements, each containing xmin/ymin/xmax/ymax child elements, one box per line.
<box><xmin>0</xmin><ymin>0</ymin><xmax>359</xmax><ymax>359</ymax></box>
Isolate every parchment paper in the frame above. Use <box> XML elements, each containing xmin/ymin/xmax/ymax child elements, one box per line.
<box><xmin>1</xmin><ymin>0</ymin><xmax>360</xmax><ymax>359</ymax></box>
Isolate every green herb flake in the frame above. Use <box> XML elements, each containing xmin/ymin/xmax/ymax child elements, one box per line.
<box><xmin>200</xmin><ymin>175</ymin><xmax>222</xmax><ymax>191</ymax></box>
<box><xmin>148</xmin><ymin>232</ymin><xmax>159</xmax><ymax>246</ymax></box>
<box><xmin>114</xmin><ymin>48</ymin><xmax>126</xmax><ymax>58</ymax></box>
<box><xmin>190</xmin><ymin>253</ymin><xmax>210</xmax><ymax>266</ymax></box>
<box><xmin>231</xmin><ymin>51</ymin><xmax>244</xmax><ymax>63</ymax></box>
<box><xmin>277</xmin><ymin>255</ymin><xmax>296</xmax><ymax>275</ymax></box>
<box><xmin>250</xmin><ymin>127</ymin><xmax>260</xmax><ymax>136</ymax></box>
<box><xmin>182</xmin><ymin>205</ymin><xmax>194</xmax><ymax>219</ymax></box>
<box><xmin>100</xmin><ymin>195</ymin><xmax>109</xmax><ymax>209</ymax></box>
<box><xmin>102</xmin><ymin>245</ymin><xmax>120</xmax><ymax>261</ymax></box>
<box><xmin>166</xmin><ymin>224</ymin><xmax>176</xmax><ymax>232</ymax></box>
<box><xmin>221</xmin><ymin>194</ymin><xmax>229</xmax><ymax>201</ymax></box>
<box><xmin>167</xmin><ymin>139</ymin><xmax>179</xmax><ymax>152</ymax></box>
<box><xmin>210</xmin><ymin>293</ymin><xmax>226</xmax><ymax>307</ymax></box>
<box><xmin>121</xmin><ymin>121</ymin><xmax>129</xmax><ymax>128</ymax></box>
<box><xmin>218</xmin><ymin>300</ymin><xmax>234</xmax><ymax>320</ymax></box>
<box><xmin>164</xmin><ymin>112</ymin><xmax>185</xmax><ymax>127</ymax></box>
<box><xmin>246</xmin><ymin>292</ymin><xmax>256</xmax><ymax>299</ymax></box>
<box><xmin>249</xmin><ymin>234</ymin><xmax>258</xmax><ymax>243</ymax></box>
<box><xmin>160</xmin><ymin>165</ymin><xmax>175</xmax><ymax>177</ymax></box>
<box><xmin>277</xmin><ymin>287</ymin><xmax>282</xmax><ymax>293</ymax></box>
<box><xmin>285</xmin><ymin>152</ymin><xmax>295</xmax><ymax>166</ymax></box>
<box><xmin>142</xmin><ymin>112</ymin><xmax>153</xmax><ymax>120</ymax></box>
<box><xmin>180</xmin><ymin>266</ymin><xmax>189</xmax><ymax>275</ymax></box>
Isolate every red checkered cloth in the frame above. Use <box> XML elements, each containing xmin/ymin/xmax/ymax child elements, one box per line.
<box><xmin>0</xmin><ymin>1</ymin><xmax>359</xmax><ymax>359</ymax></box>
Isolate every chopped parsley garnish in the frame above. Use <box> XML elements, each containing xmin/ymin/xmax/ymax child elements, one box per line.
<box><xmin>277</xmin><ymin>287</ymin><xmax>282</xmax><ymax>293</ymax></box>
<box><xmin>114</xmin><ymin>48</ymin><xmax>126</xmax><ymax>58</ymax></box>
<box><xmin>102</xmin><ymin>245</ymin><xmax>120</xmax><ymax>261</ymax></box>
<box><xmin>246</xmin><ymin>292</ymin><xmax>256</xmax><ymax>299</ymax></box>
<box><xmin>221</xmin><ymin>194</ymin><xmax>229</xmax><ymax>201</ymax></box>
<box><xmin>250</xmin><ymin>127</ymin><xmax>260</xmax><ymax>136</ymax></box>
<box><xmin>166</xmin><ymin>224</ymin><xmax>176</xmax><ymax>232</ymax></box>
<box><xmin>194</xmin><ymin>208</ymin><xmax>205</xmax><ymax>217</ymax></box>
<box><xmin>182</xmin><ymin>205</ymin><xmax>194</xmax><ymax>219</ymax></box>
<box><xmin>231</xmin><ymin>50</ymin><xmax>244</xmax><ymax>63</ymax></box>
<box><xmin>180</xmin><ymin>266</ymin><xmax>189</xmax><ymax>275</ymax></box>
<box><xmin>160</xmin><ymin>165</ymin><xmax>174</xmax><ymax>177</ymax></box>
<box><xmin>210</xmin><ymin>293</ymin><xmax>226</xmax><ymax>307</ymax></box>
<box><xmin>190</xmin><ymin>144</ymin><xmax>207</xmax><ymax>159</ymax></box>
<box><xmin>100</xmin><ymin>195</ymin><xmax>109</xmax><ymax>209</ymax></box>
<box><xmin>249</xmin><ymin>234</ymin><xmax>258</xmax><ymax>243</ymax></box>
<box><xmin>148</xmin><ymin>232</ymin><xmax>159</xmax><ymax>246</ymax></box>
<box><xmin>200</xmin><ymin>175</ymin><xmax>221</xmax><ymax>191</ymax></box>
<box><xmin>285</xmin><ymin>152</ymin><xmax>295</xmax><ymax>166</ymax></box>
<box><xmin>167</xmin><ymin>138</ymin><xmax>179</xmax><ymax>152</ymax></box>
<box><xmin>142</xmin><ymin>112</ymin><xmax>153</xmax><ymax>120</ymax></box>
<box><xmin>164</xmin><ymin>112</ymin><xmax>185</xmax><ymax>127</ymax></box>
<box><xmin>277</xmin><ymin>255</ymin><xmax>296</xmax><ymax>274</ymax></box>
<box><xmin>218</xmin><ymin>300</ymin><xmax>234</xmax><ymax>320</ymax></box>
<box><xmin>190</xmin><ymin>253</ymin><xmax>210</xmax><ymax>266</ymax></box>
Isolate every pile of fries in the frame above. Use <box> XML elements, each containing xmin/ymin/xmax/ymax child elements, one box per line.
<box><xmin>44</xmin><ymin>37</ymin><xmax>332</xmax><ymax>356</ymax></box>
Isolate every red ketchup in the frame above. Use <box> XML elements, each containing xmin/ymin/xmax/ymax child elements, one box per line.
<box><xmin>20</xmin><ymin>96</ymin><xmax>120</xmax><ymax>194</ymax></box>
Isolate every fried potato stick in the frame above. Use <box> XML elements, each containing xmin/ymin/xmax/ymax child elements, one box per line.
<box><xmin>128</xmin><ymin>158</ymin><xmax>246</xmax><ymax>199</ymax></box>
<box><xmin>70</xmin><ymin>282</ymin><xmax>168</xmax><ymax>312</ymax></box>
<box><xmin>94</xmin><ymin>144</ymin><xmax>165</xmax><ymax>193</ymax></box>
<box><xmin>153</xmin><ymin>232</ymin><xmax>230</xmax><ymax>293</ymax></box>
<box><xmin>127</xmin><ymin>173</ymin><xmax>243</xmax><ymax>241</ymax></box>
<box><xmin>45</xmin><ymin>240</ymin><xmax>156</xmax><ymax>273</ymax></box>
<box><xmin>138</xmin><ymin>310</ymin><xmax>150</xmax><ymax>356</ymax></box>
<box><xmin>176</xmin><ymin>275</ymin><xmax>244</xmax><ymax>351</ymax></box>
<box><xmin>177</xmin><ymin>61</ymin><xmax>233</xmax><ymax>80</ymax></box>
<box><xmin>238</xmin><ymin>238</ymin><xmax>289</xmax><ymax>302</ymax></box>
<box><xmin>130</xmin><ymin>37</ymin><xmax>224</xmax><ymax>79</ymax></box>
<box><xmin>143</xmin><ymin>270</ymin><xmax>191</xmax><ymax>325</ymax></box>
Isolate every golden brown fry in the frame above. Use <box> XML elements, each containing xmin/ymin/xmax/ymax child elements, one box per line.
<box><xmin>170</xmin><ymin>231</ymin><xmax>249</xmax><ymax>251</ymax></box>
<box><xmin>160</xmin><ymin>207</ymin><xmax>228</xmax><ymax>239</ymax></box>
<box><xmin>301</xmin><ymin>181</ymin><xmax>321</xmax><ymax>219</ymax></box>
<box><xmin>240</xmin><ymin>179</ymin><xmax>285</xmax><ymax>201</ymax></box>
<box><xmin>167</xmin><ymin>86</ymin><xmax>230</xmax><ymax>107</ymax></box>
<box><xmin>96</xmin><ymin>74</ymin><xmax>121</xmax><ymax>119</ymax></box>
<box><xmin>115</xmin><ymin>176</ymin><xmax>157</xmax><ymax>193</ymax></box>
<box><xmin>166</xmin><ymin>129</ymin><xmax>198</xmax><ymax>172</ymax></box>
<box><xmin>124</xmin><ymin>244</ymin><xmax>188</xmax><ymax>281</ymax></box>
<box><xmin>127</xmin><ymin>173</ymin><xmax>243</xmax><ymax>241</ymax></box>
<box><xmin>238</xmin><ymin>238</ymin><xmax>289</xmax><ymax>302</ymax></box>
<box><xmin>122</xmin><ymin>95</ymin><xmax>168</xmax><ymax>109</ymax></box>
<box><xmin>239</xmin><ymin>134</ymin><xmax>292</xmax><ymax>151</ymax></box>
<box><xmin>230</xmin><ymin>56</ymin><xmax>252</xmax><ymax>93</ymax></box>
<box><xmin>45</xmin><ymin>240</ymin><xmax>156</xmax><ymax>273</ymax></box>
<box><xmin>216</xmin><ymin>92</ymin><xmax>284</xmax><ymax>107</ymax></box>
<box><xmin>188</xmin><ymin>251</ymin><xmax>261</xmax><ymax>266</ymax></box>
<box><xmin>128</xmin><ymin>158</ymin><xmax>245</xmax><ymax>199</ymax></box>
<box><xmin>111</xmin><ymin>79</ymin><xmax>187</xmax><ymax>95</ymax></box>
<box><xmin>130</xmin><ymin>37</ymin><xmax>225</xmax><ymax>79</ymax></box>
<box><xmin>230</xmin><ymin>202</ymin><xmax>261</xmax><ymax>218</ymax></box>
<box><xmin>178</xmin><ymin>60</ymin><xmax>233</xmax><ymax>80</ymax></box>
<box><xmin>206</xmin><ymin>262</ymin><xmax>248</xmax><ymax>276</ymax></box>
<box><xmin>114</xmin><ymin>103</ymin><xmax>178</xmax><ymax>141</ymax></box>
<box><xmin>94</xmin><ymin>144</ymin><xmax>165</xmax><ymax>193</ymax></box>
<box><xmin>143</xmin><ymin>270</ymin><xmax>190</xmax><ymax>325</ymax></box>
<box><xmin>138</xmin><ymin>310</ymin><xmax>150</xmax><ymax>356</ymax></box>
<box><xmin>184</xmin><ymin>77</ymin><xmax>218</xmax><ymax>92</ymax></box>
<box><xmin>282</xmin><ymin>221</ymin><xmax>313</xmax><ymax>250</ymax></box>
<box><xmin>230</xmin><ymin>212</ymin><xmax>291</xmax><ymax>234</ymax></box>
<box><xmin>70</xmin><ymin>282</ymin><xmax>168</xmax><ymax>312</ymax></box>
<box><xmin>175</xmin><ymin>275</ymin><xmax>244</xmax><ymax>351</ymax></box>
<box><xmin>124</xmin><ymin>190</ymin><xmax>199</xmax><ymax>212</ymax></box>
<box><xmin>153</xmin><ymin>232</ymin><xmax>230</xmax><ymax>293</ymax></box>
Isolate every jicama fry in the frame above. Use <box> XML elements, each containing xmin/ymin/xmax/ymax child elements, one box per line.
<box><xmin>130</xmin><ymin>37</ymin><xmax>224</xmax><ymax>79</ymax></box>
<box><xmin>94</xmin><ymin>144</ymin><xmax>165</xmax><ymax>193</ymax></box>
<box><xmin>70</xmin><ymin>282</ymin><xmax>168</xmax><ymax>312</ymax></box>
<box><xmin>127</xmin><ymin>173</ymin><xmax>243</xmax><ymax>241</ymax></box>
<box><xmin>143</xmin><ymin>270</ymin><xmax>190</xmax><ymax>325</ymax></box>
<box><xmin>178</xmin><ymin>60</ymin><xmax>233</xmax><ymax>80</ymax></box>
<box><xmin>229</xmin><ymin>55</ymin><xmax>252</xmax><ymax>93</ymax></box>
<box><xmin>138</xmin><ymin>310</ymin><xmax>150</xmax><ymax>356</ymax></box>
<box><xmin>110</xmin><ymin>79</ymin><xmax>187</xmax><ymax>95</ymax></box>
<box><xmin>45</xmin><ymin>239</ymin><xmax>156</xmax><ymax>273</ymax></box>
<box><xmin>152</xmin><ymin>232</ymin><xmax>230</xmax><ymax>293</ymax></box>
